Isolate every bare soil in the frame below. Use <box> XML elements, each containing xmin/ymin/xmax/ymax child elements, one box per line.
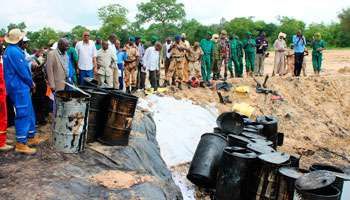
<box><xmin>166</xmin><ymin>50</ymin><xmax>350</xmax><ymax>199</ymax></box>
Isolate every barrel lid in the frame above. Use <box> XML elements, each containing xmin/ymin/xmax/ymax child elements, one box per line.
<box><xmin>241</xmin><ymin>132</ymin><xmax>266</xmax><ymax>140</ymax></box>
<box><xmin>251</xmin><ymin>138</ymin><xmax>273</xmax><ymax>146</ymax></box>
<box><xmin>228</xmin><ymin>134</ymin><xmax>252</xmax><ymax>144</ymax></box>
<box><xmin>201</xmin><ymin>133</ymin><xmax>227</xmax><ymax>141</ymax></box>
<box><xmin>247</xmin><ymin>143</ymin><xmax>275</xmax><ymax>154</ymax></box>
<box><xmin>295</xmin><ymin>170</ymin><xmax>336</xmax><ymax>190</ymax></box>
<box><xmin>279</xmin><ymin>167</ymin><xmax>306</xmax><ymax>179</ymax></box>
<box><xmin>331</xmin><ymin>172</ymin><xmax>350</xmax><ymax>180</ymax></box>
<box><xmin>224</xmin><ymin>147</ymin><xmax>257</xmax><ymax>159</ymax></box>
<box><xmin>258</xmin><ymin>152</ymin><xmax>290</xmax><ymax>165</ymax></box>
<box><xmin>243</xmin><ymin>117</ymin><xmax>253</xmax><ymax>124</ymax></box>
<box><xmin>244</xmin><ymin>127</ymin><xmax>258</xmax><ymax>131</ymax></box>
<box><xmin>310</xmin><ymin>164</ymin><xmax>350</xmax><ymax>180</ymax></box>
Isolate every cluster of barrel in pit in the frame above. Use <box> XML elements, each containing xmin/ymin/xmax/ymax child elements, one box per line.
<box><xmin>187</xmin><ymin>112</ymin><xmax>349</xmax><ymax>200</ymax></box>
<box><xmin>52</xmin><ymin>87</ymin><xmax>138</xmax><ymax>153</ymax></box>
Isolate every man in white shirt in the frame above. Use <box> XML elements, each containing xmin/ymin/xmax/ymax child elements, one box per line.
<box><xmin>75</xmin><ymin>31</ymin><xmax>97</xmax><ymax>85</ymax></box>
<box><xmin>107</xmin><ymin>34</ymin><xmax>118</xmax><ymax>88</ymax></box>
<box><xmin>162</xmin><ymin>37</ymin><xmax>172</xmax><ymax>74</ymax></box>
<box><xmin>96</xmin><ymin>41</ymin><xmax>117</xmax><ymax>87</ymax></box>
<box><xmin>143</xmin><ymin>42</ymin><xmax>162</xmax><ymax>90</ymax></box>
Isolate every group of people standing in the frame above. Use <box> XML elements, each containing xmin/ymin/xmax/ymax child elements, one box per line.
<box><xmin>273</xmin><ymin>30</ymin><xmax>326</xmax><ymax>77</ymax></box>
<box><xmin>0</xmin><ymin>27</ymin><xmax>326</xmax><ymax>154</ymax></box>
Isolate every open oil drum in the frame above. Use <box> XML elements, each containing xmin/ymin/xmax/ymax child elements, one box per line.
<box><xmin>247</xmin><ymin>152</ymin><xmax>291</xmax><ymax>200</ymax></box>
<box><xmin>216</xmin><ymin>112</ymin><xmax>244</xmax><ymax>135</ymax></box>
<box><xmin>79</xmin><ymin>86</ymin><xmax>109</xmax><ymax>143</ymax></box>
<box><xmin>98</xmin><ymin>91</ymin><xmax>138</xmax><ymax>146</ymax></box>
<box><xmin>187</xmin><ymin>133</ymin><xmax>227</xmax><ymax>188</ymax></box>
<box><xmin>277</xmin><ymin>167</ymin><xmax>307</xmax><ymax>200</ymax></box>
<box><xmin>310</xmin><ymin>164</ymin><xmax>350</xmax><ymax>200</ymax></box>
<box><xmin>216</xmin><ymin>147</ymin><xmax>257</xmax><ymax>200</ymax></box>
<box><xmin>53</xmin><ymin>90</ymin><xmax>90</xmax><ymax>153</ymax></box>
<box><xmin>256</xmin><ymin>116</ymin><xmax>279</xmax><ymax>148</ymax></box>
<box><xmin>295</xmin><ymin>170</ymin><xmax>340</xmax><ymax>200</ymax></box>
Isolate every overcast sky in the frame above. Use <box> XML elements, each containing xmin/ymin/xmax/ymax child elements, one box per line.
<box><xmin>1</xmin><ymin>0</ymin><xmax>349</xmax><ymax>31</ymax></box>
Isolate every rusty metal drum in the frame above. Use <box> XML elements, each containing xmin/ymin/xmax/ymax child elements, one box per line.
<box><xmin>79</xmin><ymin>86</ymin><xmax>109</xmax><ymax>143</ymax></box>
<box><xmin>98</xmin><ymin>91</ymin><xmax>138</xmax><ymax>146</ymax></box>
<box><xmin>53</xmin><ymin>91</ymin><xmax>90</xmax><ymax>153</ymax></box>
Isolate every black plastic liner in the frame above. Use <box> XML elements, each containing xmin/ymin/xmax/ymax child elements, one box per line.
<box><xmin>187</xmin><ymin>133</ymin><xmax>228</xmax><ymax>188</ymax></box>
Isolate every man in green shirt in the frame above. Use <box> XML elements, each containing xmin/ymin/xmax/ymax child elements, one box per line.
<box><xmin>311</xmin><ymin>32</ymin><xmax>325</xmax><ymax>75</ymax></box>
<box><xmin>242</xmin><ymin>31</ymin><xmax>256</xmax><ymax>76</ymax></box>
<box><xmin>230</xmin><ymin>34</ymin><xmax>244</xmax><ymax>77</ymax></box>
<box><xmin>95</xmin><ymin>37</ymin><xmax>102</xmax><ymax>50</ymax></box>
<box><xmin>200</xmin><ymin>32</ymin><xmax>214</xmax><ymax>84</ymax></box>
<box><xmin>227</xmin><ymin>35</ymin><xmax>235</xmax><ymax>78</ymax></box>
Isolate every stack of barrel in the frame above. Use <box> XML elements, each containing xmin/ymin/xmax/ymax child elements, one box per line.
<box><xmin>187</xmin><ymin>112</ymin><xmax>349</xmax><ymax>200</ymax></box>
<box><xmin>52</xmin><ymin>86</ymin><xmax>138</xmax><ymax>154</ymax></box>
<box><xmin>79</xmin><ymin>87</ymin><xmax>138</xmax><ymax>146</ymax></box>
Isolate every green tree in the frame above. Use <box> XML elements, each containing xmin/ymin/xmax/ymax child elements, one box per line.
<box><xmin>304</xmin><ymin>23</ymin><xmax>333</xmax><ymax>46</ymax></box>
<box><xmin>71</xmin><ymin>25</ymin><xmax>89</xmax><ymax>41</ymax></box>
<box><xmin>224</xmin><ymin>17</ymin><xmax>257</xmax><ymax>38</ymax></box>
<box><xmin>337</xmin><ymin>8</ymin><xmax>350</xmax><ymax>47</ymax></box>
<box><xmin>7</xmin><ymin>22</ymin><xmax>27</xmax><ymax>32</ymax></box>
<box><xmin>278</xmin><ymin>16</ymin><xmax>305</xmax><ymax>44</ymax></box>
<box><xmin>136</xmin><ymin>0</ymin><xmax>185</xmax><ymax>36</ymax></box>
<box><xmin>98</xmin><ymin>4</ymin><xmax>129</xmax><ymax>39</ymax></box>
<box><xmin>180</xmin><ymin>19</ymin><xmax>203</xmax><ymax>43</ymax></box>
<box><xmin>27</xmin><ymin>27</ymin><xmax>59</xmax><ymax>50</ymax></box>
<box><xmin>0</xmin><ymin>28</ymin><xmax>6</xmax><ymax>36</ymax></box>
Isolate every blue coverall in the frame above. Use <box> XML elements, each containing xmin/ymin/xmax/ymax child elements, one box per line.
<box><xmin>3</xmin><ymin>44</ymin><xmax>36</xmax><ymax>144</ymax></box>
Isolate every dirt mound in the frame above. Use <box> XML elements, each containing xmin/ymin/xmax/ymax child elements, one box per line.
<box><xmin>90</xmin><ymin>170</ymin><xmax>154</xmax><ymax>189</ymax></box>
<box><xmin>169</xmin><ymin>75</ymin><xmax>350</xmax><ymax>168</ymax></box>
<box><xmin>338</xmin><ymin>67</ymin><xmax>350</xmax><ymax>74</ymax></box>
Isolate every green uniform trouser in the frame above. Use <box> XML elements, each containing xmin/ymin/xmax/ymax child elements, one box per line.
<box><xmin>201</xmin><ymin>54</ymin><xmax>212</xmax><ymax>81</ymax></box>
<box><xmin>245</xmin><ymin>51</ymin><xmax>255</xmax><ymax>72</ymax></box>
<box><xmin>235</xmin><ymin>56</ymin><xmax>244</xmax><ymax>77</ymax></box>
<box><xmin>228</xmin><ymin>57</ymin><xmax>235</xmax><ymax>74</ymax></box>
<box><xmin>312</xmin><ymin>53</ymin><xmax>322</xmax><ymax>72</ymax></box>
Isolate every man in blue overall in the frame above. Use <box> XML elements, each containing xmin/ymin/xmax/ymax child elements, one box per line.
<box><xmin>3</xmin><ymin>29</ymin><xmax>45</xmax><ymax>154</ymax></box>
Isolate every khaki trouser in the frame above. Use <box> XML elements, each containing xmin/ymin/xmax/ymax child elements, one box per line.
<box><xmin>255</xmin><ymin>53</ymin><xmax>265</xmax><ymax>76</ymax></box>
<box><xmin>183</xmin><ymin>59</ymin><xmax>190</xmax><ymax>81</ymax></box>
<box><xmin>189</xmin><ymin>61</ymin><xmax>201</xmax><ymax>79</ymax></box>
<box><xmin>273</xmin><ymin>52</ymin><xmax>285</xmax><ymax>76</ymax></box>
<box><xmin>166</xmin><ymin>58</ymin><xmax>184</xmax><ymax>83</ymax></box>
<box><xmin>125</xmin><ymin>61</ymin><xmax>137</xmax><ymax>88</ymax></box>
<box><xmin>98</xmin><ymin>74</ymin><xmax>113</xmax><ymax>87</ymax></box>
<box><xmin>113</xmin><ymin>68</ymin><xmax>119</xmax><ymax>89</ymax></box>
